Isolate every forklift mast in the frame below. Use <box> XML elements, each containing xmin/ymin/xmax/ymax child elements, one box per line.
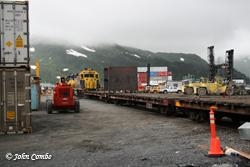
<box><xmin>225</xmin><ymin>49</ymin><xmax>234</xmax><ymax>82</ymax></box>
<box><xmin>207</xmin><ymin>46</ymin><xmax>234</xmax><ymax>83</ymax></box>
<box><xmin>208</xmin><ymin>46</ymin><xmax>216</xmax><ymax>82</ymax></box>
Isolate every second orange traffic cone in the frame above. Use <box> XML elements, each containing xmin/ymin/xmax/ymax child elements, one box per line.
<box><xmin>208</xmin><ymin>106</ymin><xmax>224</xmax><ymax>156</ymax></box>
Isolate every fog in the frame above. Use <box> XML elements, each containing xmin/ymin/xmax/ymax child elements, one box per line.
<box><xmin>30</xmin><ymin>0</ymin><xmax>250</xmax><ymax>59</ymax></box>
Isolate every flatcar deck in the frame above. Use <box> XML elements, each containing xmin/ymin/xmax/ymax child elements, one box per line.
<box><xmin>84</xmin><ymin>91</ymin><xmax>250</xmax><ymax>122</ymax></box>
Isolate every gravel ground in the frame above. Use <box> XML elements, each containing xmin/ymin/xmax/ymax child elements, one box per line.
<box><xmin>0</xmin><ymin>97</ymin><xmax>249</xmax><ymax>167</ymax></box>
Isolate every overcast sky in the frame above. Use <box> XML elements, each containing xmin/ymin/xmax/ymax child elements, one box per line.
<box><xmin>30</xmin><ymin>0</ymin><xmax>250</xmax><ymax>59</ymax></box>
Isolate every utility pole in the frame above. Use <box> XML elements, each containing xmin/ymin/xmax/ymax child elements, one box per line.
<box><xmin>147</xmin><ymin>63</ymin><xmax>150</xmax><ymax>86</ymax></box>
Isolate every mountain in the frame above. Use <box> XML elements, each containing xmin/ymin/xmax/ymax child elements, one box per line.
<box><xmin>235</xmin><ymin>57</ymin><xmax>250</xmax><ymax>78</ymax></box>
<box><xmin>30</xmin><ymin>43</ymin><xmax>249</xmax><ymax>84</ymax></box>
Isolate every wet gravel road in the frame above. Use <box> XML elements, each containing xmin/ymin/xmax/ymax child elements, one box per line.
<box><xmin>0</xmin><ymin>98</ymin><xmax>249</xmax><ymax>167</ymax></box>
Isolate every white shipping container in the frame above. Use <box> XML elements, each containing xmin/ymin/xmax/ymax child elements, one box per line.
<box><xmin>137</xmin><ymin>67</ymin><xmax>147</xmax><ymax>72</ymax></box>
<box><xmin>0</xmin><ymin>1</ymin><xmax>29</xmax><ymax>66</ymax></box>
<box><xmin>150</xmin><ymin>80</ymin><xmax>166</xmax><ymax>85</ymax></box>
<box><xmin>150</xmin><ymin>67</ymin><xmax>168</xmax><ymax>72</ymax></box>
<box><xmin>137</xmin><ymin>66</ymin><xmax>168</xmax><ymax>72</ymax></box>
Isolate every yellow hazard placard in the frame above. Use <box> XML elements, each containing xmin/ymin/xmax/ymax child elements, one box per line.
<box><xmin>5</xmin><ymin>41</ymin><xmax>13</xmax><ymax>47</ymax></box>
<box><xmin>175</xmin><ymin>101</ymin><xmax>181</xmax><ymax>107</ymax></box>
<box><xmin>7</xmin><ymin>111</ymin><xmax>15</xmax><ymax>120</ymax></box>
<box><xmin>16</xmin><ymin>35</ymin><xmax>24</xmax><ymax>48</ymax></box>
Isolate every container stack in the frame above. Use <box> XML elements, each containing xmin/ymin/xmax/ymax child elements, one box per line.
<box><xmin>137</xmin><ymin>67</ymin><xmax>172</xmax><ymax>91</ymax></box>
<box><xmin>104</xmin><ymin>66</ymin><xmax>172</xmax><ymax>92</ymax></box>
<box><xmin>0</xmin><ymin>1</ymin><xmax>32</xmax><ymax>133</ymax></box>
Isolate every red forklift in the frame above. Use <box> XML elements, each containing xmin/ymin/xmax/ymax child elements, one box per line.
<box><xmin>46</xmin><ymin>77</ymin><xmax>80</xmax><ymax>114</ymax></box>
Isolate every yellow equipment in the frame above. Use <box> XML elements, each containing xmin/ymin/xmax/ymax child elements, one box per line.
<box><xmin>35</xmin><ymin>58</ymin><xmax>40</xmax><ymax>78</ymax></box>
<box><xmin>145</xmin><ymin>85</ymin><xmax>160</xmax><ymax>93</ymax></box>
<box><xmin>67</xmin><ymin>79</ymin><xmax>76</xmax><ymax>88</ymax></box>
<box><xmin>79</xmin><ymin>68</ymin><xmax>100</xmax><ymax>90</ymax></box>
<box><xmin>184</xmin><ymin>77</ymin><xmax>230</xmax><ymax>96</ymax></box>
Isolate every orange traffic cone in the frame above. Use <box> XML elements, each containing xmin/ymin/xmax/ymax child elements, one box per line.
<box><xmin>208</xmin><ymin>106</ymin><xmax>224</xmax><ymax>156</ymax></box>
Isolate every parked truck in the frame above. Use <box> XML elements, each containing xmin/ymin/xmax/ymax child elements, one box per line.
<box><xmin>159</xmin><ymin>81</ymin><xmax>182</xmax><ymax>94</ymax></box>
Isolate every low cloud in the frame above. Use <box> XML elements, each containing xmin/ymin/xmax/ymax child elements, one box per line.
<box><xmin>30</xmin><ymin>0</ymin><xmax>250</xmax><ymax>58</ymax></box>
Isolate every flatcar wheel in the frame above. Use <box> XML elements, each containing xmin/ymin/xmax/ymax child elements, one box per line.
<box><xmin>189</xmin><ymin>111</ymin><xmax>196</xmax><ymax>121</ymax></box>
<box><xmin>185</xmin><ymin>87</ymin><xmax>194</xmax><ymax>95</ymax></box>
<box><xmin>198</xmin><ymin>88</ymin><xmax>207</xmax><ymax>96</ymax></box>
